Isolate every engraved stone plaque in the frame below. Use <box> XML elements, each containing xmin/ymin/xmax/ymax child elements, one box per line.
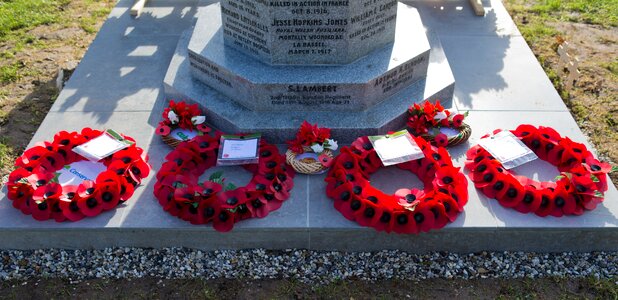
<box><xmin>219</xmin><ymin>0</ymin><xmax>398</xmax><ymax>65</ymax></box>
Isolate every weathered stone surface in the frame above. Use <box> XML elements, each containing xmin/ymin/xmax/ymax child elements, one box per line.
<box><xmin>189</xmin><ymin>3</ymin><xmax>430</xmax><ymax>112</ymax></box>
<box><xmin>166</xmin><ymin>21</ymin><xmax>454</xmax><ymax>143</ymax></box>
<box><xmin>219</xmin><ymin>0</ymin><xmax>398</xmax><ymax>65</ymax></box>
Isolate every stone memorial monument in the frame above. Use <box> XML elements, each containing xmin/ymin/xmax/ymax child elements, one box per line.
<box><xmin>164</xmin><ymin>0</ymin><xmax>455</xmax><ymax>142</ymax></box>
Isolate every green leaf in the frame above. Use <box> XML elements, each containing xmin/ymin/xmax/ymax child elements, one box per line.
<box><xmin>49</xmin><ymin>172</ymin><xmax>61</xmax><ymax>184</ymax></box>
<box><xmin>594</xmin><ymin>191</ymin><xmax>604</xmax><ymax>198</ymax></box>
<box><xmin>612</xmin><ymin>166</ymin><xmax>618</xmax><ymax>173</ymax></box>
<box><xmin>209</xmin><ymin>171</ymin><xmax>224</xmax><ymax>181</ymax></box>
<box><xmin>590</xmin><ymin>175</ymin><xmax>600</xmax><ymax>183</ymax></box>
<box><xmin>63</xmin><ymin>165</ymin><xmax>71</xmax><ymax>170</ymax></box>
<box><xmin>464</xmin><ymin>111</ymin><xmax>470</xmax><ymax>117</ymax></box>
<box><xmin>554</xmin><ymin>175</ymin><xmax>565</xmax><ymax>181</ymax></box>
<box><xmin>192</xmin><ymin>202</ymin><xmax>199</xmax><ymax>208</ymax></box>
<box><xmin>224</xmin><ymin>183</ymin><xmax>237</xmax><ymax>191</ymax></box>
<box><xmin>172</xmin><ymin>181</ymin><xmax>187</xmax><ymax>189</ymax></box>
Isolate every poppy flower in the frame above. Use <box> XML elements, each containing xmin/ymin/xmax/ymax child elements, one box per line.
<box><xmin>196</xmin><ymin>123</ymin><xmax>211</xmax><ymax>133</ymax></box>
<box><xmin>329</xmin><ymin>181</ymin><xmax>355</xmax><ymax>216</ymax></box>
<box><xmin>194</xmin><ymin>197</ymin><xmax>218</xmax><ymax>224</ymax></box>
<box><xmin>432</xmin><ymin>132</ymin><xmax>448</xmax><ymax>148</ymax></box>
<box><xmin>353</xmin><ymin>197</ymin><xmax>382</xmax><ymax>228</ymax></box>
<box><xmin>164</xmin><ymin>149</ymin><xmax>196</xmax><ymax>170</ymax></box>
<box><xmin>218</xmin><ymin>188</ymin><xmax>248</xmax><ymax>210</ymax></box>
<box><xmin>96</xmin><ymin>182</ymin><xmax>121</xmax><ymax>211</ymax></box>
<box><xmin>494</xmin><ymin>175</ymin><xmax>525</xmax><ymax>208</ymax></box>
<box><xmin>395</xmin><ymin>188</ymin><xmax>422</xmax><ymax>211</ymax></box>
<box><xmin>373</xmin><ymin>207</ymin><xmax>395</xmax><ymax>233</ymax></box>
<box><xmin>179</xmin><ymin>202</ymin><xmax>200</xmax><ymax>223</ymax></box>
<box><xmin>512</xmin><ymin>124</ymin><xmax>539</xmax><ymax>141</ymax></box>
<box><xmin>319</xmin><ymin>154</ymin><xmax>333</xmax><ymax>168</ymax></box>
<box><xmin>534</xmin><ymin>189</ymin><xmax>556</xmax><ymax>217</ymax></box>
<box><xmin>421</xmin><ymin>197</ymin><xmax>449</xmax><ymax>229</ymax></box>
<box><xmin>18</xmin><ymin>146</ymin><xmax>50</xmax><ymax>168</ymax></box>
<box><xmin>358</xmin><ymin>150</ymin><xmax>383</xmax><ymax>173</ymax></box>
<box><xmin>582</xmin><ymin>157</ymin><xmax>612</xmax><ymax>191</ymax></box>
<box><xmin>569</xmin><ymin>174</ymin><xmax>599</xmax><ymax>197</ymax></box>
<box><xmin>155</xmin><ymin>124</ymin><xmax>171</xmax><ymax>136</ymax></box>
<box><xmin>154</xmin><ymin>184</ymin><xmax>175</xmax><ymax>207</ymax></box>
<box><xmin>548</xmin><ymin>185</ymin><xmax>577</xmax><ymax>217</ymax></box>
<box><xmin>438</xmin><ymin>195</ymin><xmax>460</xmax><ymax>223</ymax></box>
<box><xmin>8</xmin><ymin>168</ymin><xmax>31</xmax><ymax>184</ymax></box>
<box><xmin>411</xmin><ymin>203</ymin><xmax>435</xmax><ymax>233</ymax></box>
<box><xmin>514</xmin><ymin>185</ymin><xmax>542</xmax><ymax>214</ymax></box>
<box><xmin>26</xmin><ymin>172</ymin><xmax>54</xmax><ymax>190</ymax></box>
<box><xmin>434</xmin><ymin>166</ymin><xmax>462</xmax><ymax>188</ymax></box>
<box><xmin>59</xmin><ymin>185</ymin><xmax>85</xmax><ymax>222</ymax></box>
<box><xmin>31</xmin><ymin>184</ymin><xmax>61</xmax><ymax>221</ymax></box>
<box><xmin>80</xmin><ymin>127</ymin><xmax>103</xmax><ymax>141</ymax></box>
<box><xmin>351</xmin><ymin>136</ymin><xmax>374</xmax><ymax>153</ymax></box>
<box><xmin>212</xmin><ymin>209</ymin><xmax>236</xmax><ymax>232</ymax></box>
<box><xmin>452</xmin><ymin>114</ymin><xmax>465</xmax><ymax>128</ymax></box>
<box><xmin>163</xmin><ymin>195</ymin><xmax>183</xmax><ymax>217</ymax></box>
<box><xmin>7</xmin><ymin>183</ymin><xmax>33</xmax><ymax>211</ymax></box>
<box><xmin>392</xmin><ymin>210</ymin><xmax>419</xmax><ymax>234</ymax></box>
<box><xmin>250</xmin><ymin>194</ymin><xmax>283</xmax><ymax>218</ymax></box>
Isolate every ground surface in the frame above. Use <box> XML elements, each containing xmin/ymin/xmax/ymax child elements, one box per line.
<box><xmin>0</xmin><ymin>277</ymin><xmax>616</xmax><ymax>299</ymax></box>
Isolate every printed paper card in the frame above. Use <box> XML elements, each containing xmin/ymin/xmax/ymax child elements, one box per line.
<box><xmin>73</xmin><ymin>129</ymin><xmax>134</xmax><ymax>162</ymax></box>
<box><xmin>217</xmin><ymin>134</ymin><xmax>261</xmax><ymax>166</ymax></box>
<box><xmin>369</xmin><ymin>130</ymin><xmax>425</xmax><ymax>166</ymax></box>
<box><xmin>479</xmin><ymin>130</ymin><xmax>538</xmax><ymax>169</ymax></box>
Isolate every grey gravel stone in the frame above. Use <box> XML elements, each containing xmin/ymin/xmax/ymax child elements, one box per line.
<box><xmin>0</xmin><ymin>249</ymin><xmax>616</xmax><ymax>283</ymax></box>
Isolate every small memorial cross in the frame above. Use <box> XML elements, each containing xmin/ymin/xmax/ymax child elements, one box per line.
<box><xmin>557</xmin><ymin>41</ymin><xmax>580</xmax><ymax>89</ymax></box>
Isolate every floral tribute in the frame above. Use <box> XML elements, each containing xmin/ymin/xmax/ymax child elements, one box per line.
<box><xmin>286</xmin><ymin>121</ymin><xmax>338</xmax><ymax>174</ymax></box>
<box><xmin>5</xmin><ymin>128</ymin><xmax>150</xmax><ymax>222</ymax></box>
<box><xmin>406</xmin><ymin>100</ymin><xmax>470</xmax><ymax>147</ymax></box>
<box><xmin>324</xmin><ymin>135</ymin><xmax>468</xmax><ymax>234</ymax></box>
<box><xmin>154</xmin><ymin>134</ymin><xmax>295</xmax><ymax>232</ymax></box>
<box><xmin>465</xmin><ymin>125</ymin><xmax>617</xmax><ymax>217</ymax></box>
<box><xmin>155</xmin><ymin>100</ymin><xmax>211</xmax><ymax>147</ymax></box>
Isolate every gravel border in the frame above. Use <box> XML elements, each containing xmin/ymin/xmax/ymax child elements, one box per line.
<box><xmin>1</xmin><ymin>248</ymin><xmax>616</xmax><ymax>283</ymax></box>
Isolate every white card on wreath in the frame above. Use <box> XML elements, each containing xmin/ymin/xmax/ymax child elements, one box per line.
<box><xmin>73</xmin><ymin>129</ymin><xmax>133</xmax><ymax>162</ymax></box>
<box><xmin>369</xmin><ymin>130</ymin><xmax>425</xmax><ymax>166</ymax></box>
<box><xmin>478</xmin><ymin>131</ymin><xmax>538</xmax><ymax>169</ymax></box>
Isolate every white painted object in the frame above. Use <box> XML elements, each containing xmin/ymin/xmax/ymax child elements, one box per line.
<box><xmin>131</xmin><ymin>0</ymin><xmax>148</xmax><ymax>17</ymax></box>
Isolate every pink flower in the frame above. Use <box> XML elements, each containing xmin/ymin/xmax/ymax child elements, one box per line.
<box><xmin>435</xmin><ymin>133</ymin><xmax>448</xmax><ymax>147</ymax></box>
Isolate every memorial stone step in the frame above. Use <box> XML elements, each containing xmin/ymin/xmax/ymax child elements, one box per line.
<box><xmin>188</xmin><ymin>3</ymin><xmax>431</xmax><ymax>112</ymax></box>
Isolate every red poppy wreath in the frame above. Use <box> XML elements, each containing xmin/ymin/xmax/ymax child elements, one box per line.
<box><xmin>5</xmin><ymin>128</ymin><xmax>150</xmax><ymax>222</ymax></box>
<box><xmin>324</xmin><ymin>135</ymin><xmax>468</xmax><ymax>234</ymax></box>
<box><xmin>153</xmin><ymin>134</ymin><xmax>295</xmax><ymax>232</ymax></box>
<box><xmin>465</xmin><ymin>125</ymin><xmax>616</xmax><ymax>217</ymax></box>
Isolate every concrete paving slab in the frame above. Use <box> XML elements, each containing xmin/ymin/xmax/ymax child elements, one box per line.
<box><xmin>406</xmin><ymin>0</ymin><xmax>521</xmax><ymax>37</ymax></box>
<box><xmin>443</xmin><ymin>35</ymin><xmax>569</xmax><ymax>112</ymax></box>
<box><xmin>1</xmin><ymin>0</ymin><xmax>616</xmax><ymax>251</ymax></box>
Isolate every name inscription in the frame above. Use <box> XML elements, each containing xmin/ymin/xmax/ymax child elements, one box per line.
<box><xmin>221</xmin><ymin>0</ymin><xmax>397</xmax><ymax>60</ymax></box>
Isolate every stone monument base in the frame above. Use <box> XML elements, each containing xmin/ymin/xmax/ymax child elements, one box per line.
<box><xmin>164</xmin><ymin>3</ymin><xmax>455</xmax><ymax>143</ymax></box>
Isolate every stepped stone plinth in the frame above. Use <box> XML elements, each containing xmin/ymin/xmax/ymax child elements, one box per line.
<box><xmin>188</xmin><ymin>3</ymin><xmax>430</xmax><ymax>112</ymax></box>
<box><xmin>219</xmin><ymin>0</ymin><xmax>399</xmax><ymax>65</ymax></box>
<box><xmin>166</xmin><ymin>3</ymin><xmax>455</xmax><ymax>142</ymax></box>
